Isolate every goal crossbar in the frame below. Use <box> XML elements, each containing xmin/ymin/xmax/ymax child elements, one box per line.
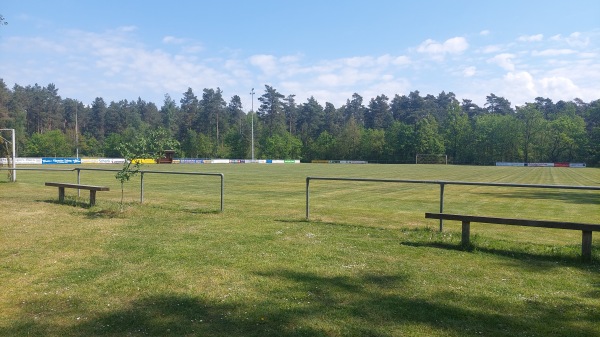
<box><xmin>415</xmin><ymin>154</ymin><xmax>447</xmax><ymax>164</ymax></box>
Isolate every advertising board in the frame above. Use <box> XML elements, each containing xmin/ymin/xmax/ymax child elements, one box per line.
<box><xmin>496</xmin><ymin>162</ymin><xmax>525</xmax><ymax>167</ymax></box>
<box><xmin>16</xmin><ymin>158</ymin><xmax>43</xmax><ymax>164</ymax></box>
<box><xmin>527</xmin><ymin>163</ymin><xmax>555</xmax><ymax>167</ymax></box>
<box><xmin>42</xmin><ymin>157</ymin><xmax>81</xmax><ymax>164</ymax></box>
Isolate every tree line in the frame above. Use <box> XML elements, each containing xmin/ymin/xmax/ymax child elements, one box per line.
<box><xmin>1</xmin><ymin>79</ymin><xmax>599</xmax><ymax>165</ymax></box>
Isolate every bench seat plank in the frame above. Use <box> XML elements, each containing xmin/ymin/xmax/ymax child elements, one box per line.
<box><xmin>45</xmin><ymin>182</ymin><xmax>110</xmax><ymax>206</ymax></box>
<box><xmin>425</xmin><ymin>213</ymin><xmax>600</xmax><ymax>232</ymax></box>
<box><xmin>45</xmin><ymin>182</ymin><xmax>110</xmax><ymax>191</ymax></box>
<box><xmin>425</xmin><ymin>212</ymin><xmax>599</xmax><ymax>262</ymax></box>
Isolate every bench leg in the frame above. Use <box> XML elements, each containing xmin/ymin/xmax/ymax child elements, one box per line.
<box><xmin>89</xmin><ymin>190</ymin><xmax>97</xmax><ymax>207</ymax></box>
<box><xmin>582</xmin><ymin>231</ymin><xmax>592</xmax><ymax>262</ymax></box>
<box><xmin>58</xmin><ymin>187</ymin><xmax>65</xmax><ymax>202</ymax></box>
<box><xmin>462</xmin><ymin>221</ymin><xmax>470</xmax><ymax>247</ymax></box>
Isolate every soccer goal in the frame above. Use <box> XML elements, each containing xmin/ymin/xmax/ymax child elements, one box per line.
<box><xmin>0</xmin><ymin>128</ymin><xmax>16</xmax><ymax>182</ymax></box>
<box><xmin>415</xmin><ymin>154</ymin><xmax>448</xmax><ymax>165</ymax></box>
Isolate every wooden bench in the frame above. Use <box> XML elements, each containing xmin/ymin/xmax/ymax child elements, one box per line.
<box><xmin>45</xmin><ymin>182</ymin><xmax>110</xmax><ymax>207</ymax></box>
<box><xmin>425</xmin><ymin>212</ymin><xmax>600</xmax><ymax>262</ymax></box>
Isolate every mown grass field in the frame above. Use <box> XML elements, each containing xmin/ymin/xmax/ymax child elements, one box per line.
<box><xmin>0</xmin><ymin>164</ymin><xmax>599</xmax><ymax>336</ymax></box>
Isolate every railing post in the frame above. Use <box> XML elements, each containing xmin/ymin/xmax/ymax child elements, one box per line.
<box><xmin>439</xmin><ymin>183</ymin><xmax>445</xmax><ymax>232</ymax></box>
<box><xmin>220</xmin><ymin>173</ymin><xmax>224</xmax><ymax>212</ymax></box>
<box><xmin>76</xmin><ymin>168</ymin><xmax>81</xmax><ymax>197</ymax></box>
<box><xmin>582</xmin><ymin>231</ymin><xmax>592</xmax><ymax>262</ymax></box>
<box><xmin>140</xmin><ymin>171</ymin><xmax>144</xmax><ymax>203</ymax></box>
<box><xmin>306</xmin><ymin>177</ymin><xmax>310</xmax><ymax>220</ymax></box>
<box><xmin>461</xmin><ymin>220</ymin><xmax>470</xmax><ymax>246</ymax></box>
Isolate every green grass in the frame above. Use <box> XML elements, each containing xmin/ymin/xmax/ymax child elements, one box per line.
<box><xmin>0</xmin><ymin>164</ymin><xmax>599</xmax><ymax>336</ymax></box>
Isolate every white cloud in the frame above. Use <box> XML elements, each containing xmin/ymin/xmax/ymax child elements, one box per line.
<box><xmin>249</xmin><ymin>54</ymin><xmax>279</xmax><ymax>76</ymax></box>
<box><xmin>376</xmin><ymin>54</ymin><xmax>394</xmax><ymax>65</ymax></box>
<box><xmin>392</xmin><ymin>55</ymin><xmax>411</xmax><ymax>66</ymax></box>
<box><xmin>539</xmin><ymin>76</ymin><xmax>580</xmax><ymax>100</ymax></box>
<box><xmin>463</xmin><ymin>66</ymin><xmax>477</xmax><ymax>77</ymax></box>
<box><xmin>477</xmin><ymin>71</ymin><xmax>540</xmax><ymax>106</ymax></box>
<box><xmin>1</xmin><ymin>21</ymin><xmax>598</xmax><ymax>112</ymax></box>
<box><xmin>162</xmin><ymin>36</ymin><xmax>184</xmax><ymax>44</ymax></box>
<box><xmin>549</xmin><ymin>32</ymin><xmax>590</xmax><ymax>47</ymax></box>
<box><xmin>6</xmin><ymin>36</ymin><xmax>69</xmax><ymax>54</ymax></box>
<box><xmin>364</xmin><ymin>78</ymin><xmax>411</xmax><ymax>99</ymax></box>
<box><xmin>271</xmin><ymin>53</ymin><xmax>414</xmax><ymax>106</ymax></box>
<box><xmin>161</xmin><ymin>36</ymin><xmax>204</xmax><ymax>54</ymax></box>
<box><xmin>480</xmin><ymin>45</ymin><xmax>503</xmax><ymax>54</ymax></box>
<box><xmin>579</xmin><ymin>52</ymin><xmax>597</xmax><ymax>59</ymax></box>
<box><xmin>280</xmin><ymin>55</ymin><xmax>301</xmax><ymax>64</ymax></box>
<box><xmin>550</xmin><ymin>34</ymin><xmax>562</xmax><ymax>41</ymax></box>
<box><xmin>488</xmin><ymin>72</ymin><xmax>587</xmax><ymax>107</ymax></box>
<box><xmin>564</xmin><ymin>32</ymin><xmax>590</xmax><ymax>47</ymax></box>
<box><xmin>182</xmin><ymin>45</ymin><xmax>204</xmax><ymax>54</ymax></box>
<box><xmin>532</xmin><ymin>49</ymin><xmax>577</xmax><ymax>57</ymax></box>
<box><xmin>417</xmin><ymin>37</ymin><xmax>469</xmax><ymax>59</ymax></box>
<box><xmin>224</xmin><ymin>59</ymin><xmax>252</xmax><ymax>79</ymax></box>
<box><xmin>341</xmin><ymin>56</ymin><xmax>375</xmax><ymax>68</ymax></box>
<box><xmin>12</xmin><ymin>28</ymin><xmax>235</xmax><ymax>103</ymax></box>
<box><xmin>504</xmin><ymin>71</ymin><xmax>537</xmax><ymax>97</ymax></box>
<box><xmin>444</xmin><ymin>37</ymin><xmax>470</xmax><ymax>53</ymax></box>
<box><xmin>517</xmin><ymin>34</ymin><xmax>543</xmax><ymax>42</ymax></box>
<box><xmin>480</xmin><ymin>30</ymin><xmax>490</xmax><ymax>36</ymax></box>
<box><xmin>488</xmin><ymin>53</ymin><xmax>516</xmax><ymax>71</ymax></box>
<box><xmin>317</xmin><ymin>74</ymin><xmax>343</xmax><ymax>87</ymax></box>
<box><xmin>119</xmin><ymin>26</ymin><xmax>138</xmax><ymax>33</ymax></box>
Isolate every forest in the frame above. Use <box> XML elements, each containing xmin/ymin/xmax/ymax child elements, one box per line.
<box><xmin>1</xmin><ymin>79</ymin><xmax>599</xmax><ymax>165</ymax></box>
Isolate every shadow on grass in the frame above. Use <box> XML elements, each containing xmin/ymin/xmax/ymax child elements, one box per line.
<box><xmin>478</xmin><ymin>190</ymin><xmax>600</xmax><ymax>206</ymax></box>
<box><xmin>278</xmin><ymin>218</ymin><xmax>373</xmax><ymax>231</ymax></box>
<box><xmin>37</xmin><ymin>198</ymin><xmax>222</xmax><ymax>219</ymax></box>
<box><xmin>278</xmin><ymin>218</ymin><xmax>413</xmax><ymax>234</ymax></box>
<box><xmin>278</xmin><ymin>218</ymin><xmax>374</xmax><ymax>232</ymax></box>
<box><xmin>184</xmin><ymin>208</ymin><xmax>222</xmax><ymax>215</ymax></box>
<box><xmin>144</xmin><ymin>202</ymin><xmax>223</xmax><ymax>215</ymax></box>
<box><xmin>276</xmin><ymin>218</ymin><xmax>310</xmax><ymax>224</ymax></box>
<box><xmin>83</xmin><ymin>271</ymin><xmax>598</xmax><ymax>336</ymax></box>
<box><xmin>251</xmin><ymin>269</ymin><xmax>600</xmax><ymax>336</ymax></box>
<box><xmin>401</xmin><ymin>238</ymin><xmax>600</xmax><ymax>269</ymax></box>
<box><xmin>41</xmin><ymin>198</ymin><xmax>93</xmax><ymax>209</ymax></box>
<box><xmin>3</xmin><ymin>269</ymin><xmax>600</xmax><ymax>337</ymax></box>
<box><xmin>84</xmin><ymin>208</ymin><xmax>126</xmax><ymax>219</ymax></box>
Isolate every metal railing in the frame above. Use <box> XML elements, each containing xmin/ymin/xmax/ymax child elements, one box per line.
<box><xmin>1</xmin><ymin>167</ymin><xmax>224</xmax><ymax>211</ymax></box>
<box><xmin>139</xmin><ymin>170</ymin><xmax>224</xmax><ymax>212</ymax></box>
<box><xmin>305</xmin><ymin>176</ymin><xmax>600</xmax><ymax>230</ymax></box>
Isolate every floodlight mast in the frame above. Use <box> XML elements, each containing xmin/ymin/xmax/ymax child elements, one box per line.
<box><xmin>250</xmin><ymin>88</ymin><xmax>255</xmax><ymax>162</ymax></box>
<box><xmin>0</xmin><ymin>128</ymin><xmax>16</xmax><ymax>182</ymax></box>
<box><xmin>75</xmin><ymin>104</ymin><xmax>79</xmax><ymax>158</ymax></box>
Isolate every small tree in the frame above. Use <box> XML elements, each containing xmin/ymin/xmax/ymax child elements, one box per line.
<box><xmin>115</xmin><ymin>128</ymin><xmax>179</xmax><ymax>209</ymax></box>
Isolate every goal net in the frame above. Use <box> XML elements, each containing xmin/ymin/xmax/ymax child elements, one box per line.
<box><xmin>415</xmin><ymin>154</ymin><xmax>448</xmax><ymax>164</ymax></box>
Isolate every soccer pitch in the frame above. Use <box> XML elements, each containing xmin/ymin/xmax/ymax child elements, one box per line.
<box><xmin>1</xmin><ymin>164</ymin><xmax>599</xmax><ymax>336</ymax></box>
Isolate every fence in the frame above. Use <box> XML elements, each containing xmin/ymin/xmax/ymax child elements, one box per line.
<box><xmin>1</xmin><ymin>167</ymin><xmax>224</xmax><ymax>212</ymax></box>
<box><xmin>305</xmin><ymin>176</ymin><xmax>600</xmax><ymax>230</ymax></box>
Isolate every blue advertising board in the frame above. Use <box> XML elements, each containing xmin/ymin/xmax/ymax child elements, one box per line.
<box><xmin>42</xmin><ymin>157</ymin><xmax>82</xmax><ymax>164</ymax></box>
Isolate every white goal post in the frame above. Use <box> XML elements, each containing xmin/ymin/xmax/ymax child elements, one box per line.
<box><xmin>415</xmin><ymin>154</ymin><xmax>448</xmax><ymax>165</ymax></box>
<box><xmin>0</xmin><ymin>128</ymin><xmax>16</xmax><ymax>182</ymax></box>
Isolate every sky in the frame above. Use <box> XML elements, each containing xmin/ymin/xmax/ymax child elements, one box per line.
<box><xmin>1</xmin><ymin>0</ymin><xmax>599</xmax><ymax>112</ymax></box>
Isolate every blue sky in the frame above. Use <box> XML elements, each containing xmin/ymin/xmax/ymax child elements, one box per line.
<box><xmin>1</xmin><ymin>0</ymin><xmax>599</xmax><ymax>111</ymax></box>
